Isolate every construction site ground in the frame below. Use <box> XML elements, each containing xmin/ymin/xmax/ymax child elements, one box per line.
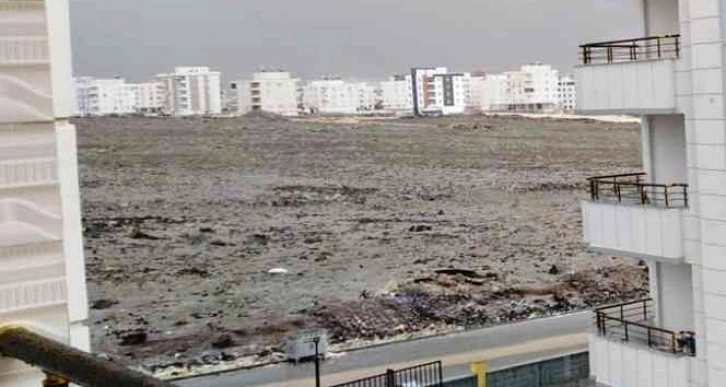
<box><xmin>75</xmin><ymin>114</ymin><xmax>647</xmax><ymax>376</ymax></box>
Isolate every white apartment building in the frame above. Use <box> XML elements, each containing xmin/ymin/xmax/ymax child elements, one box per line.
<box><xmin>557</xmin><ymin>75</ymin><xmax>576</xmax><ymax>112</ymax></box>
<box><xmin>576</xmin><ymin>1</ymin><xmax>726</xmax><ymax>386</ymax></box>
<box><xmin>504</xmin><ymin>63</ymin><xmax>560</xmax><ymax>112</ymax></box>
<box><xmin>302</xmin><ymin>78</ymin><xmax>376</xmax><ymax>115</ymax></box>
<box><xmin>73</xmin><ymin>76</ymin><xmax>137</xmax><ymax>116</ymax></box>
<box><xmin>157</xmin><ymin>66</ymin><xmax>222</xmax><ymax>116</ymax></box>
<box><xmin>469</xmin><ymin>73</ymin><xmax>509</xmax><ymax>112</ymax></box>
<box><xmin>411</xmin><ymin>67</ymin><xmax>471</xmax><ymax>116</ymax></box>
<box><xmin>234</xmin><ymin>70</ymin><xmax>300</xmax><ymax>117</ymax></box>
<box><xmin>131</xmin><ymin>81</ymin><xmax>166</xmax><ymax>115</ymax></box>
<box><xmin>380</xmin><ymin>74</ymin><xmax>414</xmax><ymax>115</ymax></box>
<box><xmin>0</xmin><ymin>1</ymin><xmax>90</xmax><ymax>385</ymax></box>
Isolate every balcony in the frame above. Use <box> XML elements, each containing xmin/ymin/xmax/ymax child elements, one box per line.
<box><xmin>582</xmin><ymin>173</ymin><xmax>687</xmax><ymax>261</ymax></box>
<box><xmin>575</xmin><ymin>35</ymin><xmax>680</xmax><ymax>115</ymax></box>
<box><xmin>590</xmin><ymin>300</ymin><xmax>693</xmax><ymax>387</ymax></box>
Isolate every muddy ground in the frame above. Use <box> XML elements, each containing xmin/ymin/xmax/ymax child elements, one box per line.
<box><xmin>76</xmin><ymin>114</ymin><xmax>647</xmax><ymax>376</ymax></box>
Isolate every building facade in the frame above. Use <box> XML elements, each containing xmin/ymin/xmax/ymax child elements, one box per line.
<box><xmin>576</xmin><ymin>0</ymin><xmax>726</xmax><ymax>386</ymax></box>
<box><xmin>131</xmin><ymin>81</ymin><xmax>166</xmax><ymax>115</ymax></box>
<box><xmin>0</xmin><ymin>1</ymin><xmax>90</xmax><ymax>385</ymax></box>
<box><xmin>557</xmin><ymin>75</ymin><xmax>576</xmax><ymax>112</ymax></box>
<box><xmin>157</xmin><ymin>66</ymin><xmax>222</xmax><ymax>116</ymax></box>
<box><xmin>410</xmin><ymin>67</ymin><xmax>471</xmax><ymax>116</ymax></box>
<box><xmin>73</xmin><ymin>77</ymin><xmax>137</xmax><ymax>117</ymax></box>
<box><xmin>504</xmin><ymin>64</ymin><xmax>560</xmax><ymax>113</ymax></box>
<box><xmin>469</xmin><ymin>73</ymin><xmax>509</xmax><ymax>112</ymax></box>
<box><xmin>234</xmin><ymin>71</ymin><xmax>300</xmax><ymax>117</ymax></box>
<box><xmin>379</xmin><ymin>74</ymin><xmax>414</xmax><ymax>115</ymax></box>
<box><xmin>302</xmin><ymin>78</ymin><xmax>376</xmax><ymax>115</ymax></box>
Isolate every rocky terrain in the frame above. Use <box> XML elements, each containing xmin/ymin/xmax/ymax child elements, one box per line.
<box><xmin>75</xmin><ymin>114</ymin><xmax>646</xmax><ymax>376</ymax></box>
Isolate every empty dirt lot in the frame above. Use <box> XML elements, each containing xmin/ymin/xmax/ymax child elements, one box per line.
<box><xmin>76</xmin><ymin>114</ymin><xmax>647</xmax><ymax>375</ymax></box>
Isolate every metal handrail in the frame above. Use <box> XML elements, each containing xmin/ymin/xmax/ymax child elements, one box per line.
<box><xmin>0</xmin><ymin>325</ymin><xmax>172</xmax><ymax>387</ymax></box>
<box><xmin>588</xmin><ymin>173</ymin><xmax>688</xmax><ymax>208</ymax></box>
<box><xmin>594</xmin><ymin>299</ymin><xmax>696</xmax><ymax>356</ymax></box>
<box><xmin>580</xmin><ymin>34</ymin><xmax>681</xmax><ymax>65</ymax></box>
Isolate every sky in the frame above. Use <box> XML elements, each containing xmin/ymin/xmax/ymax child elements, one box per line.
<box><xmin>69</xmin><ymin>0</ymin><xmax>643</xmax><ymax>83</ymax></box>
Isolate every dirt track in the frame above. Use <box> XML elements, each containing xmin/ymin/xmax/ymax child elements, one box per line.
<box><xmin>76</xmin><ymin>115</ymin><xmax>647</xmax><ymax>375</ymax></box>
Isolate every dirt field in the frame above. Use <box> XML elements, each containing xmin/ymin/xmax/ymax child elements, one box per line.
<box><xmin>76</xmin><ymin>115</ymin><xmax>648</xmax><ymax>375</ymax></box>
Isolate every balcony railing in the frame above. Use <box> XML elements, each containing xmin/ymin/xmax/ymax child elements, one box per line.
<box><xmin>588</xmin><ymin>173</ymin><xmax>688</xmax><ymax>208</ymax></box>
<box><xmin>595</xmin><ymin>299</ymin><xmax>695</xmax><ymax>356</ymax></box>
<box><xmin>0</xmin><ymin>325</ymin><xmax>172</xmax><ymax>387</ymax></box>
<box><xmin>580</xmin><ymin>35</ymin><xmax>681</xmax><ymax>65</ymax></box>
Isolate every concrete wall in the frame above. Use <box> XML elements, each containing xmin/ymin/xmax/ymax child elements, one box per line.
<box><xmin>590</xmin><ymin>333</ymin><xmax>690</xmax><ymax>387</ymax></box>
<box><xmin>0</xmin><ymin>1</ymin><xmax>89</xmax><ymax>385</ymax></box>
<box><xmin>657</xmin><ymin>262</ymin><xmax>694</xmax><ymax>330</ymax></box>
<box><xmin>575</xmin><ymin>59</ymin><xmax>676</xmax><ymax>114</ymax></box>
<box><xmin>647</xmin><ymin>115</ymin><xmax>687</xmax><ymax>183</ymax></box>
<box><xmin>644</xmin><ymin>0</ymin><xmax>680</xmax><ymax>36</ymax></box>
<box><xmin>582</xmin><ymin>200</ymin><xmax>685</xmax><ymax>260</ymax></box>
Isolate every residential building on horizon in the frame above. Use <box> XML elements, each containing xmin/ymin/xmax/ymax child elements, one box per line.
<box><xmin>132</xmin><ymin>80</ymin><xmax>166</xmax><ymax>115</ymax></box>
<box><xmin>73</xmin><ymin>76</ymin><xmax>137</xmax><ymax>117</ymax></box>
<box><xmin>234</xmin><ymin>70</ymin><xmax>300</xmax><ymax>117</ymax></box>
<box><xmin>379</xmin><ymin>74</ymin><xmax>414</xmax><ymax>116</ymax></box>
<box><xmin>302</xmin><ymin>77</ymin><xmax>376</xmax><ymax>115</ymax></box>
<box><xmin>157</xmin><ymin>66</ymin><xmax>222</xmax><ymax>116</ymax></box>
<box><xmin>410</xmin><ymin>67</ymin><xmax>471</xmax><ymax>116</ymax></box>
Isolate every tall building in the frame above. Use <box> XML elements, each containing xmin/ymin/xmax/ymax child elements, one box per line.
<box><xmin>234</xmin><ymin>70</ymin><xmax>300</xmax><ymax>117</ymax></box>
<box><xmin>157</xmin><ymin>66</ymin><xmax>222</xmax><ymax>116</ymax></box>
<box><xmin>380</xmin><ymin>75</ymin><xmax>414</xmax><ymax>115</ymax></box>
<box><xmin>0</xmin><ymin>1</ymin><xmax>89</xmax><ymax>385</ymax></box>
<box><xmin>411</xmin><ymin>67</ymin><xmax>471</xmax><ymax>116</ymax></box>
<box><xmin>302</xmin><ymin>78</ymin><xmax>376</xmax><ymax>115</ymax></box>
<box><xmin>576</xmin><ymin>0</ymin><xmax>726</xmax><ymax>386</ymax></box>
<box><xmin>73</xmin><ymin>77</ymin><xmax>137</xmax><ymax>117</ymax></box>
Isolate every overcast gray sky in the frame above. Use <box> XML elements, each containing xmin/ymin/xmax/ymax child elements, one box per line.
<box><xmin>69</xmin><ymin>0</ymin><xmax>643</xmax><ymax>82</ymax></box>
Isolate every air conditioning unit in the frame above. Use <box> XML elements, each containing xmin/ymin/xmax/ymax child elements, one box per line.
<box><xmin>285</xmin><ymin>328</ymin><xmax>328</xmax><ymax>364</ymax></box>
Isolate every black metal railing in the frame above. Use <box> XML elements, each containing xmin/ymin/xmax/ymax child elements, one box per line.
<box><xmin>595</xmin><ymin>299</ymin><xmax>695</xmax><ymax>356</ymax></box>
<box><xmin>580</xmin><ymin>35</ymin><xmax>681</xmax><ymax>65</ymax></box>
<box><xmin>331</xmin><ymin>361</ymin><xmax>443</xmax><ymax>387</ymax></box>
<box><xmin>588</xmin><ymin>172</ymin><xmax>688</xmax><ymax>208</ymax></box>
<box><xmin>0</xmin><ymin>325</ymin><xmax>172</xmax><ymax>387</ymax></box>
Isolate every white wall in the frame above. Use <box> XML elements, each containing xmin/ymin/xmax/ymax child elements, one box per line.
<box><xmin>657</xmin><ymin>262</ymin><xmax>694</xmax><ymax>330</ymax></box>
<box><xmin>236</xmin><ymin>71</ymin><xmax>299</xmax><ymax>117</ymax></box>
<box><xmin>575</xmin><ymin>59</ymin><xmax>676</xmax><ymax>114</ymax></box>
<box><xmin>590</xmin><ymin>333</ymin><xmax>691</xmax><ymax>387</ymax></box>
<box><xmin>647</xmin><ymin>115</ymin><xmax>687</xmax><ymax>183</ymax></box>
<box><xmin>0</xmin><ymin>1</ymin><xmax>89</xmax><ymax>385</ymax></box>
<box><xmin>644</xmin><ymin>0</ymin><xmax>679</xmax><ymax>36</ymax></box>
<box><xmin>582</xmin><ymin>200</ymin><xmax>684</xmax><ymax>260</ymax></box>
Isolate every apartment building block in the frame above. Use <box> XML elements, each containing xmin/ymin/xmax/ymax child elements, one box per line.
<box><xmin>411</xmin><ymin>67</ymin><xmax>471</xmax><ymax>116</ymax></box>
<box><xmin>234</xmin><ymin>70</ymin><xmax>300</xmax><ymax>117</ymax></box>
<box><xmin>73</xmin><ymin>77</ymin><xmax>137</xmax><ymax>117</ymax></box>
<box><xmin>302</xmin><ymin>78</ymin><xmax>376</xmax><ymax>115</ymax></box>
<box><xmin>131</xmin><ymin>81</ymin><xmax>166</xmax><ymax>115</ymax></box>
<box><xmin>379</xmin><ymin>74</ymin><xmax>414</xmax><ymax>115</ymax></box>
<box><xmin>157</xmin><ymin>66</ymin><xmax>222</xmax><ymax>116</ymax></box>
